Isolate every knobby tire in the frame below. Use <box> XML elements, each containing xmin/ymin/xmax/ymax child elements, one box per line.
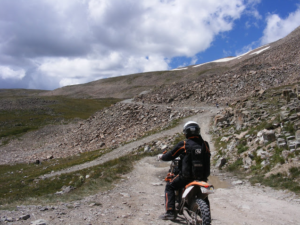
<box><xmin>195</xmin><ymin>198</ymin><xmax>211</xmax><ymax>225</ymax></box>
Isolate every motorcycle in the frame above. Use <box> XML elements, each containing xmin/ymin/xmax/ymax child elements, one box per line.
<box><xmin>162</xmin><ymin>156</ymin><xmax>214</xmax><ymax>225</ymax></box>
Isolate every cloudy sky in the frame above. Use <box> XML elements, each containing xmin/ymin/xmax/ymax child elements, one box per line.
<box><xmin>1</xmin><ymin>0</ymin><xmax>300</xmax><ymax>90</ymax></box>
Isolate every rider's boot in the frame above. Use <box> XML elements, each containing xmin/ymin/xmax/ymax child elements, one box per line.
<box><xmin>158</xmin><ymin>210</ymin><xmax>177</xmax><ymax>220</ymax></box>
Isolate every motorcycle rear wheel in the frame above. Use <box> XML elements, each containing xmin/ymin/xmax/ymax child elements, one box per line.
<box><xmin>190</xmin><ymin>198</ymin><xmax>211</xmax><ymax>225</ymax></box>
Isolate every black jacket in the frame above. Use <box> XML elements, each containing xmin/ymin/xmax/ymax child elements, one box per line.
<box><xmin>162</xmin><ymin>135</ymin><xmax>210</xmax><ymax>180</ymax></box>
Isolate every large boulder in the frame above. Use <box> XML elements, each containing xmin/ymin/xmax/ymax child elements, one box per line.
<box><xmin>243</xmin><ymin>156</ymin><xmax>252</xmax><ymax>169</ymax></box>
<box><xmin>214</xmin><ymin>107</ymin><xmax>234</xmax><ymax>126</ymax></box>
<box><xmin>294</xmin><ymin>122</ymin><xmax>300</xmax><ymax>130</ymax></box>
<box><xmin>262</xmin><ymin>130</ymin><xmax>276</xmax><ymax>142</ymax></box>
<box><xmin>277</xmin><ymin>138</ymin><xmax>287</xmax><ymax>149</ymax></box>
<box><xmin>215</xmin><ymin>157</ymin><xmax>227</xmax><ymax>169</ymax></box>
<box><xmin>296</xmin><ymin>130</ymin><xmax>300</xmax><ymax>140</ymax></box>
<box><xmin>256</xmin><ymin>149</ymin><xmax>269</xmax><ymax>159</ymax></box>
<box><xmin>288</xmin><ymin>140</ymin><xmax>300</xmax><ymax>150</ymax></box>
<box><xmin>280</xmin><ymin>111</ymin><xmax>289</xmax><ymax>121</ymax></box>
<box><xmin>214</xmin><ymin>114</ymin><xmax>227</xmax><ymax>126</ymax></box>
<box><xmin>234</xmin><ymin>109</ymin><xmax>244</xmax><ymax>130</ymax></box>
<box><xmin>227</xmin><ymin>140</ymin><xmax>237</xmax><ymax>152</ymax></box>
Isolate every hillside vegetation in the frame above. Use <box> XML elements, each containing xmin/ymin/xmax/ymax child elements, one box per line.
<box><xmin>0</xmin><ymin>94</ymin><xmax>120</xmax><ymax>144</ymax></box>
<box><xmin>212</xmin><ymin>83</ymin><xmax>300</xmax><ymax>194</ymax></box>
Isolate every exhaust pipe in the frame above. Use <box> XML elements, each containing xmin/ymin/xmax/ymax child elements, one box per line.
<box><xmin>183</xmin><ymin>207</ymin><xmax>194</xmax><ymax>224</ymax></box>
<box><xmin>183</xmin><ymin>207</ymin><xmax>202</xmax><ymax>224</ymax></box>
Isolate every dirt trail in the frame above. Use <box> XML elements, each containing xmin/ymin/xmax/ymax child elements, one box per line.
<box><xmin>2</xmin><ymin>105</ymin><xmax>300</xmax><ymax>224</ymax></box>
<box><xmin>41</xmin><ymin>106</ymin><xmax>217</xmax><ymax>179</ymax></box>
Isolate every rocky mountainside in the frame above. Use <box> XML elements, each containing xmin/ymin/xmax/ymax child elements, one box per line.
<box><xmin>42</xmin><ymin>26</ymin><xmax>300</xmax><ymax>102</ymax></box>
<box><xmin>0</xmin><ymin>102</ymin><xmax>199</xmax><ymax>164</ymax></box>
<box><xmin>212</xmin><ymin>83</ymin><xmax>300</xmax><ymax>188</ymax></box>
<box><xmin>135</xmin><ymin>26</ymin><xmax>300</xmax><ymax>106</ymax></box>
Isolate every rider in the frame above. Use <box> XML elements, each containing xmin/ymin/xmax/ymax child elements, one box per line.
<box><xmin>158</xmin><ymin>121</ymin><xmax>211</xmax><ymax>220</ymax></box>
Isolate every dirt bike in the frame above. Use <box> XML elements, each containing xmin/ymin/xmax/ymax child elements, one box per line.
<box><xmin>163</xmin><ymin>156</ymin><xmax>214</xmax><ymax>225</ymax></box>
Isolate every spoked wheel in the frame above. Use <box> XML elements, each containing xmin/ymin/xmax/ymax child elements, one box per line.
<box><xmin>189</xmin><ymin>199</ymin><xmax>211</xmax><ymax>225</ymax></box>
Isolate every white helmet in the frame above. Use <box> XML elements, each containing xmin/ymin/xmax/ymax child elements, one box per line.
<box><xmin>183</xmin><ymin>121</ymin><xmax>200</xmax><ymax>136</ymax></box>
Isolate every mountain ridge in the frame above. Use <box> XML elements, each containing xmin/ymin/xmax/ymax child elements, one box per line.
<box><xmin>35</xmin><ymin>26</ymin><xmax>300</xmax><ymax>101</ymax></box>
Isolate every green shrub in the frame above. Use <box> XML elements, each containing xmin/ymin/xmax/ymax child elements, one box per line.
<box><xmin>250</xmin><ymin>164</ymin><xmax>262</xmax><ymax>174</ymax></box>
<box><xmin>227</xmin><ymin>158</ymin><xmax>243</xmax><ymax>172</ymax></box>
<box><xmin>214</xmin><ymin>136</ymin><xmax>228</xmax><ymax>152</ymax></box>
<box><xmin>237</xmin><ymin>144</ymin><xmax>249</xmax><ymax>154</ymax></box>
<box><xmin>289</xmin><ymin>167</ymin><xmax>300</xmax><ymax>179</ymax></box>
<box><xmin>250</xmin><ymin>172</ymin><xmax>300</xmax><ymax>194</ymax></box>
<box><xmin>284</xmin><ymin>122</ymin><xmax>295</xmax><ymax>134</ymax></box>
<box><xmin>271</xmin><ymin>146</ymin><xmax>285</xmax><ymax>165</ymax></box>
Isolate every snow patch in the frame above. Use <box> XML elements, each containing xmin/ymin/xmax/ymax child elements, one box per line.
<box><xmin>212</xmin><ymin>57</ymin><xmax>236</xmax><ymax>63</ymax></box>
<box><xmin>172</xmin><ymin>67</ymin><xmax>188</xmax><ymax>71</ymax></box>
<box><xmin>250</xmin><ymin>46</ymin><xmax>270</xmax><ymax>55</ymax></box>
<box><xmin>179</xmin><ymin>45</ymin><xmax>271</xmax><ymax>70</ymax></box>
<box><xmin>192</xmin><ymin>57</ymin><xmax>235</xmax><ymax>68</ymax></box>
<box><xmin>193</xmin><ymin>62</ymin><xmax>208</xmax><ymax>68</ymax></box>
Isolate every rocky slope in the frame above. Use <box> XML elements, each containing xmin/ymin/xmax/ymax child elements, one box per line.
<box><xmin>135</xmin><ymin>26</ymin><xmax>300</xmax><ymax>106</ymax></box>
<box><xmin>212</xmin><ymin>83</ymin><xmax>300</xmax><ymax>182</ymax></box>
<box><xmin>0</xmin><ymin>102</ymin><xmax>200</xmax><ymax>164</ymax></box>
<box><xmin>135</xmin><ymin>62</ymin><xmax>299</xmax><ymax>106</ymax></box>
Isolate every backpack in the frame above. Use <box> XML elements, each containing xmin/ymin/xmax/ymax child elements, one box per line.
<box><xmin>182</xmin><ymin>139</ymin><xmax>210</xmax><ymax>180</ymax></box>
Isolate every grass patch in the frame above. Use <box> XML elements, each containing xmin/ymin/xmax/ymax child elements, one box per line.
<box><xmin>290</xmin><ymin>167</ymin><xmax>300</xmax><ymax>179</ymax></box>
<box><xmin>0</xmin><ymin>147</ymin><xmax>112</xmax><ymax>205</ymax></box>
<box><xmin>271</xmin><ymin>146</ymin><xmax>285</xmax><ymax>165</ymax></box>
<box><xmin>284</xmin><ymin>122</ymin><xmax>295</xmax><ymax>134</ymax></box>
<box><xmin>196</xmin><ymin>69</ymin><xmax>210</xmax><ymax>77</ymax></box>
<box><xmin>249</xmin><ymin>167</ymin><xmax>300</xmax><ymax>194</ymax></box>
<box><xmin>0</xmin><ymin>147</ymin><xmax>157</xmax><ymax>206</ymax></box>
<box><xmin>237</xmin><ymin>139</ymin><xmax>249</xmax><ymax>154</ymax></box>
<box><xmin>250</xmin><ymin>164</ymin><xmax>262</xmax><ymax>174</ymax></box>
<box><xmin>214</xmin><ymin>136</ymin><xmax>228</xmax><ymax>151</ymax></box>
<box><xmin>247</xmin><ymin>121</ymin><xmax>269</xmax><ymax>136</ymax></box>
<box><xmin>227</xmin><ymin>158</ymin><xmax>243</xmax><ymax>172</ymax></box>
<box><xmin>237</xmin><ymin>145</ymin><xmax>249</xmax><ymax>154</ymax></box>
<box><xmin>0</xmin><ymin>97</ymin><xmax>120</xmax><ymax>141</ymax></box>
<box><xmin>172</xmin><ymin>133</ymin><xmax>186</xmax><ymax>145</ymax></box>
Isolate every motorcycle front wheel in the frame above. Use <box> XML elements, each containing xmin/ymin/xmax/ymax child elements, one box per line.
<box><xmin>190</xmin><ymin>198</ymin><xmax>211</xmax><ymax>225</ymax></box>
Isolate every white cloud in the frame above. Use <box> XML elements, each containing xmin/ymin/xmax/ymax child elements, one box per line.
<box><xmin>134</xmin><ymin>55</ymin><xmax>169</xmax><ymax>73</ymax></box>
<box><xmin>88</xmin><ymin>0</ymin><xmax>246</xmax><ymax>57</ymax></box>
<box><xmin>37</xmin><ymin>54</ymin><xmax>169</xmax><ymax>87</ymax></box>
<box><xmin>244</xmin><ymin>0</ymin><xmax>262</xmax><ymax>20</ymax></box>
<box><xmin>261</xmin><ymin>7</ymin><xmax>300</xmax><ymax>45</ymax></box>
<box><xmin>0</xmin><ymin>0</ymin><xmax>253</xmax><ymax>89</ymax></box>
<box><xmin>38</xmin><ymin>58</ymin><xmax>92</xmax><ymax>78</ymax></box>
<box><xmin>190</xmin><ymin>56</ymin><xmax>199</xmax><ymax>65</ymax></box>
<box><xmin>0</xmin><ymin>66</ymin><xmax>26</xmax><ymax>80</ymax></box>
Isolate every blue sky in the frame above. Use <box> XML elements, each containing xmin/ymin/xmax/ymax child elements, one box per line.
<box><xmin>0</xmin><ymin>0</ymin><xmax>300</xmax><ymax>90</ymax></box>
